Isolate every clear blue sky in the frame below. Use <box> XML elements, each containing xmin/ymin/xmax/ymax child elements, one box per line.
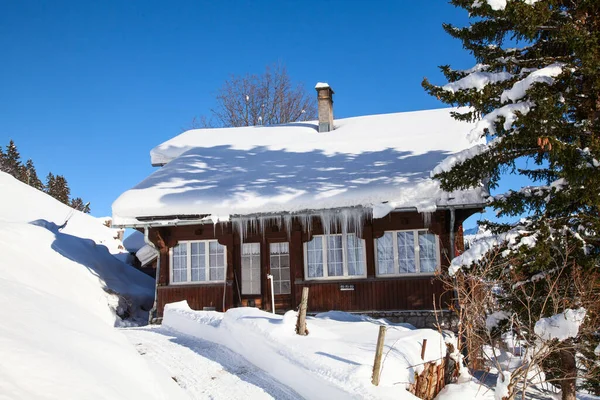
<box><xmin>1</xmin><ymin>1</ymin><xmax>512</xmax><ymax>229</ymax></box>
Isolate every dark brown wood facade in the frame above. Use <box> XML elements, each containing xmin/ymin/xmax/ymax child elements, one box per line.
<box><xmin>147</xmin><ymin>209</ymin><xmax>479</xmax><ymax>318</ymax></box>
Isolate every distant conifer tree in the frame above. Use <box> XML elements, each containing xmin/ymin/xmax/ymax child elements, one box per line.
<box><xmin>52</xmin><ymin>175</ymin><xmax>71</xmax><ymax>205</ymax></box>
<box><xmin>23</xmin><ymin>159</ymin><xmax>44</xmax><ymax>190</ymax></box>
<box><xmin>4</xmin><ymin>140</ymin><xmax>24</xmax><ymax>179</ymax></box>
<box><xmin>69</xmin><ymin>197</ymin><xmax>90</xmax><ymax>214</ymax></box>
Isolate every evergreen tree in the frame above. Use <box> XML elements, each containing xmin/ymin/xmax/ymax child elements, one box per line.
<box><xmin>23</xmin><ymin>159</ymin><xmax>44</xmax><ymax>190</ymax></box>
<box><xmin>45</xmin><ymin>172</ymin><xmax>57</xmax><ymax>198</ymax></box>
<box><xmin>52</xmin><ymin>175</ymin><xmax>70</xmax><ymax>205</ymax></box>
<box><xmin>423</xmin><ymin>1</ymin><xmax>599</xmax><ymax>398</ymax></box>
<box><xmin>0</xmin><ymin>146</ymin><xmax>6</xmax><ymax>172</ymax></box>
<box><xmin>70</xmin><ymin>197</ymin><xmax>90</xmax><ymax>214</ymax></box>
<box><xmin>4</xmin><ymin>140</ymin><xmax>23</xmax><ymax>179</ymax></box>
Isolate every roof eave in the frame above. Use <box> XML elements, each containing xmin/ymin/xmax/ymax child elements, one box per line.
<box><xmin>112</xmin><ymin>202</ymin><xmax>487</xmax><ymax>229</ymax></box>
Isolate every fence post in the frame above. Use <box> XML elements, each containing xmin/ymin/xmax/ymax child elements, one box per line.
<box><xmin>371</xmin><ymin>325</ymin><xmax>387</xmax><ymax>386</ymax></box>
<box><xmin>421</xmin><ymin>339</ymin><xmax>428</xmax><ymax>360</ymax></box>
<box><xmin>296</xmin><ymin>287</ymin><xmax>309</xmax><ymax>335</ymax></box>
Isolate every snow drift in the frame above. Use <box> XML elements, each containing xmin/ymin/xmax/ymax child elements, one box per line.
<box><xmin>162</xmin><ymin>301</ymin><xmax>453</xmax><ymax>400</ymax></box>
<box><xmin>0</xmin><ymin>172</ymin><xmax>184</xmax><ymax>399</ymax></box>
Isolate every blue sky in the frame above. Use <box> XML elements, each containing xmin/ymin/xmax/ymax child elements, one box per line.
<box><xmin>1</xmin><ymin>1</ymin><xmax>513</xmax><ymax>229</ymax></box>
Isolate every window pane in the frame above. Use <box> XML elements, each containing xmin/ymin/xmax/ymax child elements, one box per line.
<box><xmin>307</xmin><ymin>237</ymin><xmax>324</xmax><ymax>278</ymax></box>
<box><xmin>346</xmin><ymin>234</ymin><xmax>365</xmax><ymax>276</ymax></box>
<box><xmin>398</xmin><ymin>232</ymin><xmax>416</xmax><ymax>273</ymax></box>
<box><xmin>327</xmin><ymin>235</ymin><xmax>343</xmax><ymax>277</ymax></box>
<box><xmin>377</xmin><ymin>232</ymin><xmax>395</xmax><ymax>275</ymax></box>
<box><xmin>419</xmin><ymin>232</ymin><xmax>438</xmax><ymax>273</ymax></box>
<box><xmin>270</xmin><ymin>242</ymin><xmax>291</xmax><ymax>294</ymax></box>
<box><xmin>242</xmin><ymin>243</ymin><xmax>261</xmax><ymax>294</ymax></box>
<box><xmin>209</xmin><ymin>241</ymin><xmax>225</xmax><ymax>281</ymax></box>
<box><xmin>190</xmin><ymin>242</ymin><xmax>206</xmax><ymax>282</ymax></box>
<box><xmin>172</xmin><ymin>243</ymin><xmax>187</xmax><ymax>283</ymax></box>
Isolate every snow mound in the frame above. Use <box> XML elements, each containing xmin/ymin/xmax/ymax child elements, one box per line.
<box><xmin>163</xmin><ymin>300</ymin><xmax>450</xmax><ymax>399</ymax></box>
<box><xmin>0</xmin><ymin>172</ymin><xmax>181</xmax><ymax>399</ymax></box>
<box><xmin>534</xmin><ymin>308</ymin><xmax>587</xmax><ymax>342</ymax></box>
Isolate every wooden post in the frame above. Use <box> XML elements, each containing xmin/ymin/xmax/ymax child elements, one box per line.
<box><xmin>421</xmin><ymin>339</ymin><xmax>428</xmax><ymax>360</ymax></box>
<box><xmin>296</xmin><ymin>287</ymin><xmax>309</xmax><ymax>336</ymax></box>
<box><xmin>371</xmin><ymin>325</ymin><xmax>387</xmax><ymax>386</ymax></box>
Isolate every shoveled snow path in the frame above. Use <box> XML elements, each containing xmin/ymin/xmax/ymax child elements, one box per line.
<box><xmin>121</xmin><ymin>326</ymin><xmax>301</xmax><ymax>400</ymax></box>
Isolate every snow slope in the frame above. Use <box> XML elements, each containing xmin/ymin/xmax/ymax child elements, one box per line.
<box><xmin>0</xmin><ymin>172</ymin><xmax>184</xmax><ymax>399</ymax></box>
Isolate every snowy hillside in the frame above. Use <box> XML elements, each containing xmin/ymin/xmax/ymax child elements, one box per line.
<box><xmin>0</xmin><ymin>172</ymin><xmax>184</xmax><ymax>399</ymax></box>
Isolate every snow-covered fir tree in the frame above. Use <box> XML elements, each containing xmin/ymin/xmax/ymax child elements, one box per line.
<box><xmin>423</xmin><ymin>1</ymin><xmax>599</xmax><ymax>399</ymax></box>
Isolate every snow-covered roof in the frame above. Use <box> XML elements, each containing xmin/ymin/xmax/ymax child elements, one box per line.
<box><xmin>113</xmin><ymin>108</ymin><xmax>488</xmax><ymax>226</ymax></box>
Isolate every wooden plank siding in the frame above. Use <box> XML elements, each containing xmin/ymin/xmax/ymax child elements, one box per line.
<box><xmin>148</xmin><ymin>209</ymin><xmax>478</xmax><ymax>317</ymax></box>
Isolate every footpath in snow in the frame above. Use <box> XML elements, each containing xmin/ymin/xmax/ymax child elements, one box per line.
<box><xmin>122</xmin><ymin>326</ymin><xmax>300</xmax><ymax>399</ymax></box>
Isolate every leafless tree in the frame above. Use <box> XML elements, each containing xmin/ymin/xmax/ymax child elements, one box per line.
<box><xmin>192</xmin><ymin>63</ymin><xmax>317</xmax><ymax>129</ymax></box>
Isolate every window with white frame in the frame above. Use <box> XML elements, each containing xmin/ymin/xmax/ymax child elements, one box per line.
<box><xmin>270</xmin><ymin>242</ymin><xmax>291</xmax><ymax>295</ymax></box>
<box><xmin>375</xmin><ymin>230</ymin><xmax>439</xmax><ymax>276</ymax></box>
<box><xmin>304</xmin><ymin>234</ymin><xmax>366</xmax><ymax>279</ymax></box>
<box><xmin>170</xmin><ymin>240</ymin><xmax>226</xmax><ymax>284</ymax></box>
<box><xmin>241</xmin><ymin>243</ymin><xmax>261</xmax><ymax>295</ymax></box>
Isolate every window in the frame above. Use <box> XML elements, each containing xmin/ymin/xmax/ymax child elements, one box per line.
<box><xmin>270</xmin><ymin>242</ymin><xmax>291</xmax><ymax>294</ymax></box>
<box><xmin>375</xmin><ymin>230</ymin><xmax>439</xmax><ymax>276</ymax></box>
<box><xmin>170</xmin><ymin>240</ymin><xmax>226</xmax><ymax>284</ymax></box>
<box><xmin>241</xmin><ymin>243</ymin><xmax>261</xmax><ymax>295</ymax></box>
<box><xmin>304</xmin><ymin>234</ymin><xmax>366</xmax><ymax>279</ymax></box>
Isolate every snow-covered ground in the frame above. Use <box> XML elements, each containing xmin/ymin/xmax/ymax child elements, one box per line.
<box><xmin>122</xmin><ymin>326</ymin><xmax>300</xmax><ymax>399</ymax></box>
<box><xmin>160</xmin><ymin>300</ymin><xmax>486</xmax><ymax>399</ymax></box>
<box><xmin>0</xmin><ymin>172</ymin><xmax>185</xmax><ymax>399</ymax></box>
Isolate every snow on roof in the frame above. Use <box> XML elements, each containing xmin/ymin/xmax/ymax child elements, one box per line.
<box><xmin>113</xmin><ymin>108</ymin><xmax>487</xmax><ymax>226</ymax></box>
<box><xmin>123</xmin><ymin>230</ymin><xmax>146</xmax><ymax>253</ymax></box>
<box><xmin>315</xmin><ymin>82</ymin><xmax>330</xmax><ymax>89</ymax></box>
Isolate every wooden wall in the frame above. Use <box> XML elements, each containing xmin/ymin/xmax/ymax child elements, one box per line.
<box><xmin>147</xmin><ymin>208</ymin><xmax>477</xmax><ymax>317</ymax></box>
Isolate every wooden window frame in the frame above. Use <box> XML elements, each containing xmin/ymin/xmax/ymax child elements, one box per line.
<box><xmin>169</xmin><ymin>240</ymin><xmax>226</xmax><ymax>285</ymax></box>
<box><xmin>303</xmin><ymin>233</ymin><xmax>367</xmax><ymax>281</ymax></box>
<box><xmin>374</xmin><ymin>229</ymin><xmax>441</xmax><ymax>277</ymax></box>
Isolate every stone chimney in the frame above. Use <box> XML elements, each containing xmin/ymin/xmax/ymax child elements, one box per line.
<box><xmin>315</xmin><ymin>82</ymin><xmax>334</xmax><ymax>132</ymax></box>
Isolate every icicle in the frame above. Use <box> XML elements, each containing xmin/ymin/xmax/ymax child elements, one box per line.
<box><xmin>298</xmin><ymin>213</ymin><xmax>312</xmax><ymax>234</ymax></box>
<box><xmin>421</xmin><ymin>211</ymin><xmax>432</xmax><ymax>228</ymax></box>
<box><xmin>340</xmin><ymin>209</ymin><xmax>350</xmax><ymax>236</ymax></box>
<box><xmin>258</xmin><ymin>216</ymin><xmax>268</xmax><ymax>238</ymax></box>
<box><xmin>282</xmin><ymin>214</ymin><xmax>293</xmax><ymax>238</ymax></box>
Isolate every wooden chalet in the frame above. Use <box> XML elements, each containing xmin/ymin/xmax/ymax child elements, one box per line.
<box><xmin>112</xmin><ymin>83</ymin><xmax>486</xmax><ymax>325</ymax></box>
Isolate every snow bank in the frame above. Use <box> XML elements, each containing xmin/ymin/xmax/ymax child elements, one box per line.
<box><xmin>113</xmin><ymin>108</ymin><xmax>487</xmax><ymax>225</ymax></box>
<box><xmin>0</xmin><ymin>172</ymin><xmax>182</xmax><ymax>399</ymax></box>
<box><xmin>534</xmin><ymin>308</ymin><xmax>587</xmax><ymax>342</ymax></box>
<box><xmin>0</xmin><ymin>171</ymin><xmax>125</xmax><ymax>254</ymax></box>
<box><xmin>163</xmin><ymin>301</ymin><xmax>449</xmax><ymax>399</ymax></box>
<box><xmin>436</xmin><ymin>379</ymin><xmax>494</xmax><ymax>399</ymax></box>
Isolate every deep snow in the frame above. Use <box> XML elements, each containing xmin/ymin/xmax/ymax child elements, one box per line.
<box><xmin>0</xmin><ymin>172</ymin><xmax>185</xmax><ymax>399</ymax></box>
<box><xmin>162</xmin><ymin>300</ymin><xmax>462</xmax><ymax>399</ymax></box>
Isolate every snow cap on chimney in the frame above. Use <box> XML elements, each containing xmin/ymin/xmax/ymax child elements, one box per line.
<box><xmin>315</xmin><ymin>82</ymin><xmax>334</xmax><ymax>133</ymax></box>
